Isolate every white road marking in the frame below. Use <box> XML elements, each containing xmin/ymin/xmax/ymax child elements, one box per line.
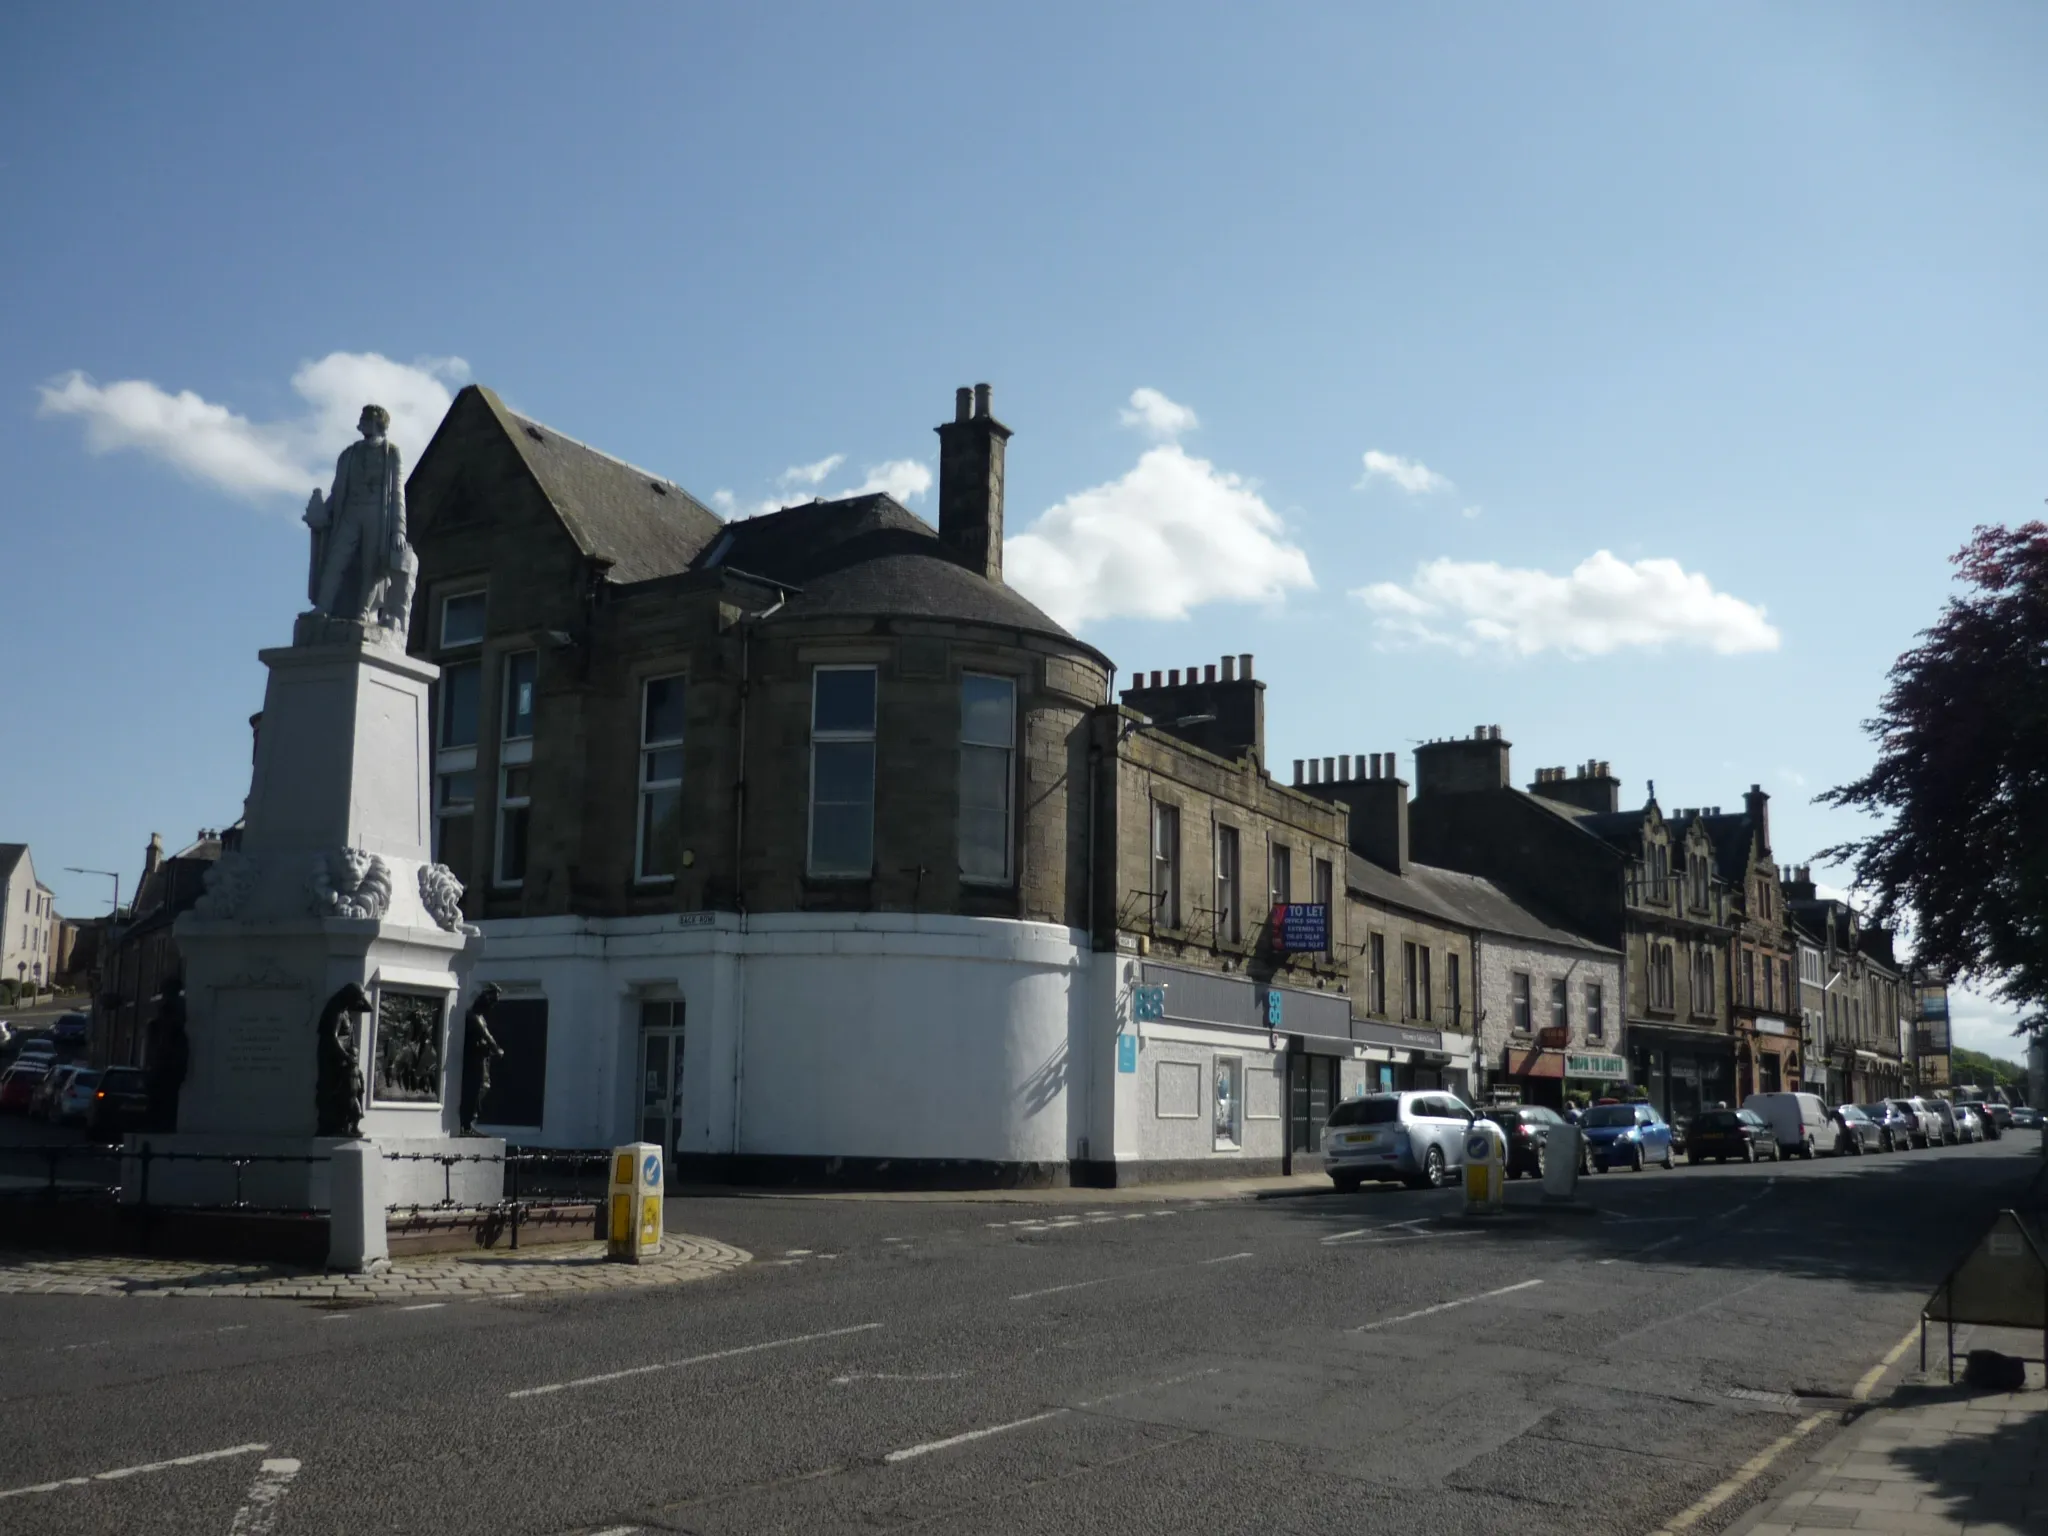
<box><xmin>397</xmin><ymin>1302</ymin><xmax>446</xmax><ymax>1312</ymax></box>
<box><xmin>225</xmin><ymin>1457</ymin><xmax>300</xmax><ymax>1536</ymax></box>
<box><xmin>830</xmin><ymin>1371</ymin><xmax>968</xmax><ymax>1386</ymax></box>
<box><xmin>882</xmin><ymin>1366</ymin><xmax>1225</xmax><ymax>1464</ymax></box>
<box><xmin>784</xmin><ymin>1249</ymin><xmax>813</xmax><ymax>1256</ymax></box>
<box><xmin>58</xmin><ymin>1339</ymin><xmax>111</xmax><ymax>1352</ymax></box>
<box><xmin>1009</xmin><ymin>1275</ymin><xmax>1116</xmax><ymax>1302</ymax></box>
<box><xmin>587</xmin><ymin>1527</ymin><xmax>642</xmax><ymax>1536</ymax></box>
<box><xmin>1353</xmin><ymin>1278</ymin><xmax>1543</xmax><ymax>1332</ymax></box>
<box><xmin>884</xmin><ymin>1409</ymin><xmax>1068</xmax><ymax>1463</ymax></box>
<box><xmin>1635</xmin><ymin>1233</ymin><xmax>1687</xmax><ymax>1256</ymax></box>
<box><xmin>1200</xmin><ymin>1252</ymin><xmax>1253</xmax><ymax>1265</ymax></box>
<box><xmin>0</xmin><ymin>1442</ymin><xmax>269</xmax><ymax>1502</ymax></box>
<box><xmin>507</xmin><ymin>1322</ymin><xmax>884</xmax><ymax>1399</ymax></box>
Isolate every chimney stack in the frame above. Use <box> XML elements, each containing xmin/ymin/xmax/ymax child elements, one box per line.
<box><xmin>1413</xmin><ymin>726</ymin><xmax>1512</xmax><ymax>798</ymax></box>
<box><xmin>1745</xmin><ymin>783</ymin><xmax>1771</xmax><ymax>854</ymax></box>
<box><xmin>935</xmin><ymin>381</ymin><xmax>1011</xmax><ymax>585</ymax></box>
<box><xmin>1117</xmin><ymin>653</ymin><xmax>1266</xmax><ymax>765</ymax></box>
<box><xmin>1299</xmin><ymin>747</ymin><xmax>1409</xmax><ymax>873</ymax></box>
<box><xmin>1528</xmin><ymin>757</ymin><xmax>1621</xmax><ymax>814</ymax></box>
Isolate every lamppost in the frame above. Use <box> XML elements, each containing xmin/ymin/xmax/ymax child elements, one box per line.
<box><xmin>65</xmin><ymin>868</ymin><xmax>120</xmax><ymax>920</ymax></box>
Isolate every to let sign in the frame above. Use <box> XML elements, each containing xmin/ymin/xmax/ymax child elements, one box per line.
<box><xmin>1270</xmin><ymin>903</ymin><xmax>1329</xmax><ymax>952</ymax></box>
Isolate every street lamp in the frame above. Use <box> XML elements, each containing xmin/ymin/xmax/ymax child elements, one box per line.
<box><xmin>66</xmin><ymin>868</ymin><xmax>120</xmax><ymax>920</ymax></box>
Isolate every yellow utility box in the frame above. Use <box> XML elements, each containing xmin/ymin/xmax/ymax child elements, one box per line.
<box><xmin>607</xmin><ymin>1142</ymin><xmax>664</xmax><ymax>1263</ymax></box>
<box><xmin>1462</xmin><ymin>1119</ymin><xmax>1507</xmax><ymax>1215</ymax></box>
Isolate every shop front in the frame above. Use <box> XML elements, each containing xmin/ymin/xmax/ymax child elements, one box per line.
<box><xmin>1627</xmin><ymin>1024</ymin><xmax>1736</xmax><ymax>1124</ymax></box>
<box><xmin>1737</xmin><ymin>1016</ymin><xmax>1798</xmax><ymax>1098</ymax></box>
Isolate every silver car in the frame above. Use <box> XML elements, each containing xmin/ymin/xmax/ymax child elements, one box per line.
<box><xmin>1322</xmin><ymin>1090</ymin><xmax>1477</xmax><ymax>1192</ymax></box>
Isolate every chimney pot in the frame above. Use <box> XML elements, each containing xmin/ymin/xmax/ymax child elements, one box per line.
<box><xmin>936</xmin><ymin>380</ymin><xmax>1010</xmax><ymax>583</ymax></box>
<box><xmin>1204</xmin><ymin>663</ymin><xmax>1216</xmax><ymax>683</ymax></box>
<box><xmin>972</xmin><ymin>382</ymin><xmax>992</xmax><ymax>418</ymax></box>
<box><xmin>954</xmin><ymin>386</ymin><xmax>972</xmax><ymax>423</ymax></box>
<box><xmin>1339</xmin><ymin>754</ymin><xmax>1351</xmax><ymax>780</ymax></box>
<box><xmin>1323</xmin><ymin>756</ymin><xmax>1336</xmax><ymax>783</ymax></box>
<box><xmin>1220</xmin><ymin>656</ymin><xmax>1236</xmax><ymax>682</ymax></box>
<box><xmin>1293</xmin><ymin>759</ymin><xmax>1304</xmax><ymax>786</ymax></box>
<box><xmin>1168</xmin><ymin>669</ymin><xmax>1180</xmax><ymax>686</ymax></box>
<box><xmin>1239</xmin><ymin>653</ymin><xmax>1253</xmax><ymax>679</ymax></box>
<box><xmin>1368</xmin><ymin>755</ymin><xmax>1380</xmax><ymax>780</ymax></box>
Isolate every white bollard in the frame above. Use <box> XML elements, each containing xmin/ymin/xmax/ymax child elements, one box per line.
<box><xmin>328</xmin><ymin>1140</ymin><xmax>388</xmax><ymax>1273</ymax></box>
<box><xmin>1543</xmin><ymin>1125</ymin><xmax>1584</xmax><ymax>1202</ymax></box>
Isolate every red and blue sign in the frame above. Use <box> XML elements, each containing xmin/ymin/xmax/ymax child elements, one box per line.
<box><xmin>1270</xmin><ymin>903</ymin><xmax>1329</xmax><ymax>952</ymax></box>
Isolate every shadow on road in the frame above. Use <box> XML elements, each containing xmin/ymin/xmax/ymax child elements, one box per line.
<box><xmin>1261</xmin><ymin>1141</ymin><xmax>2047</xmax><ymax>1297</ymax></box>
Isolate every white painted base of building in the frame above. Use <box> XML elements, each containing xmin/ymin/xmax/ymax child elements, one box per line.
<box><xmin>468</xmin><ymin>912</ymin><xmax>1469</xmax><ymax>1188</ymax></box>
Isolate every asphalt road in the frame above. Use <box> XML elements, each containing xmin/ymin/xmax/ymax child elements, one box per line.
<box><xmin>0</xmin><ymin>1137</ymin><xmax>2041</xmax><ymax>1536</ymax></box>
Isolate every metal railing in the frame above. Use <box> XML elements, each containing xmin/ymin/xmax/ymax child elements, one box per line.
<box><xmin>0</xmin><ymin>1141</ymin><xmax>614</xmax><ymax>1248</ymax></box>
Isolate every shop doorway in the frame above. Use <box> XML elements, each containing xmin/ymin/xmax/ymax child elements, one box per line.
<box><xmin>1288</xmin><ymin>1054</ymin><xmax>1340</xmax><ymax>1170</ymax></box>
<box><xmin>638</xmin><ymin>999</ymin><xmax>684</xmax><ymax>1163</ymax></box>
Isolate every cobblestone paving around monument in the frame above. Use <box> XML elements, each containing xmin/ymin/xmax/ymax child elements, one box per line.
<box><xmin>0</xmin><ymin>1233</ymin><xmax>751</xmax><ymax>1300</ymax></box>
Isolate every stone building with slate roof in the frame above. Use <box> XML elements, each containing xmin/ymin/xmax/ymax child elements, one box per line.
<box><xmin>0</xmin><ymin>843</ymin><xmax>60</xmax><ymax>999</ymax></box>
<box><xmin>406</xmin><ymin>383</ymin><xmax>1366</xmax><ymax>1185</ymax></box>
<box><xmin>1699</xmin><ymin>788</ymin><xmax>1801</xmax><ymax>1100</ymax></box>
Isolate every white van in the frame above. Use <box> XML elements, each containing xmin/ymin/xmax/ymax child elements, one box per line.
<box><xmin>1742</xmin><ymin>1092</ymin><xmax>1832</xmax><ymax>1159</ymax></box>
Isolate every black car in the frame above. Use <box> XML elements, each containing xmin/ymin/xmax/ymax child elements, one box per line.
<box><xmin>1685</xmin><ymin>1107</ymin><xmax>1781</xmax><ymax>1164</ymax></box>
<box><xmin>1479</xmin><ymin>1104</ymin><xmax>1589</xmax><ymax>1179</ymax></box>
<box><xmin>88</xmin><ymin>1066</ymin><xmax>149</xmax><ymax>1135</ymax></box>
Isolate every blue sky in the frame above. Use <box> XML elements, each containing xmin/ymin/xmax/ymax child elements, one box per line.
<box><xmin>5</xmin><ymin>4</ymin><xmax>2043</xmax><ymax>1057</ymax></box>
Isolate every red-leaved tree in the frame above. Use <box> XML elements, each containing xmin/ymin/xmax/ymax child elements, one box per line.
<box><xmin>1822</xmin><ymin>523</ymin><xmax>2048</xmax><ymax>1038</ymax></box>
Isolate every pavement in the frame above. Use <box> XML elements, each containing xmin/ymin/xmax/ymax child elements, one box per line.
<box><xmin>0</xmin><ymin>1135</ymin><xmax>2040</xmax><ymax>1535</ymax></box>
<box><xmin>1728</xmin><ymin>1338</ymin><xmax>2047</xmax><ymax>1536</ymax></box>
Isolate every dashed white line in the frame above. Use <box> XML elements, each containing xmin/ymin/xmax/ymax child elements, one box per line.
<box><xmin>397</xmin><ymin>1302</ymin><xmax>446</xmax><ymax>1312</ymax></box>
<box><xmin>1009</xmin><ymin>1275</ymin><xmax>1116</xmax><ymax>1302</ymax></box>
<box><xmin>0</xmin><ymin>1442</ymin><xmax>269</xmax><ymax>1502</ymax></box>
<box><xmin>506</xmin><ymin>1322</ymin><xmax>883</xmax><ymax>1399</ymax></box>
<box><xmin>226</xmin><ymin>1456</ymin><xmax>300</xmax><ymax>1536</ymax></box>
<box><xmin>1200</xmin><ymin>1252</ymin><xmax>1254</xmax><ymax>1265</ymax></box>
<box><xmin>884</xmin><ymin>1409</ymin><xmax>1068</xmax><ymax>1463</ymax></box>
<box><xmin>1353</xmin><ymin>1278</ymin><xmax>1544</xmax><ymax>1332</ymax></box>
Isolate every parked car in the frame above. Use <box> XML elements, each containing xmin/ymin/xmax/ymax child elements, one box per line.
<box><xmin>1743</xmin><ymin>1092</ymin><xmax>1833</xmax><ymax>1159</ymax></box>
<box><xmin>1988</xmin><ymin>1102</ymin><xmax>2014</xmax><ymax>1130</ymax></box>
<box><xmin>1859</xmin><ymin>1102</ymin><xmax>1914</xmax><ymax>1151</ymax></box>
<box><xmin>1322</xmin><ymin>1091</ymin><xmax>1476</xmax><ymax>1191</ymax></box>
<box><xmin>1480</xmin><ymin>1104</ymin><xmax>1589</xmax><ymax>1179</ymax></box>
<box><xmin>1686</xmin><ymin>1107</ymin><xmax>1779</xmax><ymax>1164</ymax></box>
<box><xmin>30</xmin><ymin>1063</ymin><xmax>86</xmax><ymax>1121</ymax></box>
<box><xmin>0</xmin><ymin>1061</ymin><xmax>49</xmax><ymax>1114</ymax></box>
<box><xmin>54</xmin><ymin>1068</ymin><xmax>100</xmax><ymax>1126</ymax></box>
<box><xmin>1891</xmin><ymin>1097</ymin><xmax>1942</xmax><ymax>1148</ymax></box>
<box><xmin>1830</xmin><ymin>1104</ymin><xmax>1886</xmax><ymax>1155</ymax></box>
<box><xmin>1581</xmin><ymin>1102</ymin><xmax>1675</xmax><ymax>1172</ymax></box>
<box><xmin>15</xmin><ymin>1036</ymin><xmax>56</xmax><ymax>1067</ymax></box>
<box><xmin>1927</xmin><ymin>1098</ymin><xmax>1974</xmax><ymax>1145</ymax></box>
<box><xmin>2012</xmin><ymin>1105</ymin><xmax>2044</xmax><ymax>1130</ymax></box>
<box><xmin>50</xmin><ymin>1013</ymin><xmax>91</xmax><ymax>1055</ymax></box>
<box><xmin>88</xmin><ymin>1066</ymin><xmax>150</xmax><ymax>1135</ymax></box>
<box><xmin>1961</xmin><ymin>1103</ymin><xmax>1998</xmax><ymax>1141</ymax></box>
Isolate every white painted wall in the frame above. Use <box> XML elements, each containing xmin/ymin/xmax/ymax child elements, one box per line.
<box><xmin>470</xmin><ymin>914</ymin><xmax>1295</xmax><ymax>1180</ymax></box>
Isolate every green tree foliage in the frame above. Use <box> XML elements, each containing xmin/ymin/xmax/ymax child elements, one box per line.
<box><xmin>1823</xmin><ymin>523</ymin><xmax>2048</xmax><ymax>1038</ymax></box>
<box><xmin>1950</xmin><ymin>1046</ymin><xmax>2026</xmax><ymax>1089</ymax></box>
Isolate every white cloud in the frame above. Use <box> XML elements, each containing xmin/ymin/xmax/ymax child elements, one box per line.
<box><xmin>37</xmin><ymin>352</ymin><xmax>469</xmax><ymax>502</ymax></box>
<box><xmin>1353</xmin><ymin>549</ymin><xmax>1780</xmax><ymax>657</ymax></box>
<box><xmin>1461</xmin><ymin>504</ymin><xmax>1482</xmax><ymax>520</ymax></box>
<box><xmin>778</xmin><ymin>453</ymin><xmax>845</xmax><ymax>487</ymax></box>
<box><xmin>713</xmin><ymin>456</ymin><xmax>933</xmax><ymax>520</ymax></box>
<box><xmin>1358</xmin><ymin>449</ymin><xmax>1452</xmax><ymax>496</ymax></box>
<box><xmin>1119</xmin><ymin>387</ymin><xmax>1199</xmax><ymax>442</ymax></box>
<box><xmin>1005</xmin><ymin>442</ymin><xmax>1314</xmax><ymax>629</ymax></box>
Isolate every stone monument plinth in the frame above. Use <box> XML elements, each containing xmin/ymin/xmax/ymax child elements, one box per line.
<box><xmin>129</xmin><ymin>404</ymin><xmax>501</xmax><ymax>1224</ymax></box>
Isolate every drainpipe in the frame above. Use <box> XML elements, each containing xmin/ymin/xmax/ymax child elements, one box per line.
<box><xmin>729</xmin><ymin>587</ymin><xmax>787</xmax><ymax>1158</ymax></box>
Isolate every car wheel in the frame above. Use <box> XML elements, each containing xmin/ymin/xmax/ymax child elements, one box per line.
<box><xmin>1743</xmin><ymin>1142</ymin><xmax>1756</xmax><ymax>1163</ymax></box>
<box><xmin>1534</xmin><ymin>1143</ymin><xmax>1549</xmax><ymax>1181</ymax></box>
<box><xmin>1688</xmin><ymin>1153</ymin><xmax>1701</xmax><ymax>1166</ymax></box>
<box><xmin>1631</xmin><ymin>1142</ymin><xmax>1645</xmax><ymax>1173</ymax></box>
<box><xmin>1661</xmin><ymin>1144</ymin><xmax>1674</xmax><ymax>1169</ymax></box>
<box><xmin>1332</xmin><ymin>1173</ymin><xmax>1362</xmax><ymax>1194</ymax></box>
<box><xmin>1422</xmin><ymin>1147</ymin><xmax>1447</xmax><ymax>1189</ymax></box>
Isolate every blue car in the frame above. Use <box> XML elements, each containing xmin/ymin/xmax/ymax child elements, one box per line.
<box><xmin>1581</xmin><ymin>1102</ymin><xmax>1675</xmax><ymax>1172</ymax></box>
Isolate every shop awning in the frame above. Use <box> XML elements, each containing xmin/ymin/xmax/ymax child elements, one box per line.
<box><xmin>1504</xmin><ymin>1048</ymin><xmax>1565</xmax><ymax>1079</ymax></box>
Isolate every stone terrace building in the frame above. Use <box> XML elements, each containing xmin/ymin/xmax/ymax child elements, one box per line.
<box><xmin>1702</xmin><ymin>788</ymin><xmax>1798</xmax><ymax>1098</ymax></box>
<box><xmin>407</xmin><ymin>382</ymin><xmax>1390</xmax><ymax>1186</ymax></box>
<box><xmin>1300</xmin><ymin>752</ymin><xmax>1618</xmax><ymax>1113</ymax></box>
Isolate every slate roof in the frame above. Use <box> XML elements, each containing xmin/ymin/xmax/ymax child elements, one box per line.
<box><xmin>1346</xmin><ymin>852</ymin><xmax>1615</xmax><ymax>954</ymax></box>
<box><xmin>477</xmin><ymin>389</ymin><xmax>725</xmax><ymax>584</ymax></box>
<box><xmin>0</xmin><ymin>844</ymin><xmax>23</xmax><ymax>886</ymax></box>
<box><xmin>1701</xmin><ymin>812</ymin><xmax>1760</xmax><ymax>881</ymax></box>
<box><xmin>699</xmin><ymin>493</ymin><xmax>1087</xmax><ymax>647</ymax></box>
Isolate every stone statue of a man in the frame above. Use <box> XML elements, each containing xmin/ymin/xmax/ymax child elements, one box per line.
<box><xmin>304</xmin><ymin>404</ymin><xmax>417</xmax><ymax>632</ymax></box>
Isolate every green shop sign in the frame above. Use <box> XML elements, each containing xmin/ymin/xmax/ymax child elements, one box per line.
<box><xmin>1565</xmin><ymin>1052</ymin><xmax>1628</xmax><ymax>1080</ymax></box>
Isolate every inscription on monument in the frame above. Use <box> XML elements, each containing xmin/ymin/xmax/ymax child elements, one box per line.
<box><xmin>374</xmin><ymin>989</ymin><xmax>446</xmax><ymax>1104</ymax></box>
